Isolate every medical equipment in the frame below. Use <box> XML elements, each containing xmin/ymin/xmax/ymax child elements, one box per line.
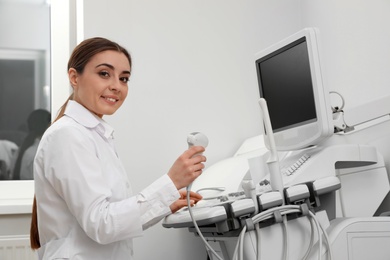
<box><xmin>187</xmin><ymin>132</ymin><xmax>209</xmax><ymax>149</ymax></box>
<box><xmin>165</xmin><ymin>116</ymin><xmax>390</xmax><ymax>260</ymax></box>
<box><xmin>255</xmin><ymin>28</ymin><xmax>334</xmax><ymax>151</ymax></box>
<box><xmin>163</xmin><ymin>28</ymin><xmax>390</xmax><ymax>259</ymax></box>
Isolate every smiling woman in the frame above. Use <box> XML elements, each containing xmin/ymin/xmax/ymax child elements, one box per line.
<box><xmin>28</xmin><ymin>36</ymin><xmax>206</xmax><ymax>260</ymax></box>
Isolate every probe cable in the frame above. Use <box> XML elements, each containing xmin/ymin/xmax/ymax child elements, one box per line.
<box><xmin>186</xmin><ymin>183</ymin><xmax>224</xmax><ymax>260</ymax></box>
<box><xmin>231</xmin><ymin>207</ymin><xmax>299</xmax><ymax>260</ymax></box>
<box><xmin>308</xmin><ymin>210</ymin><xmax>333</xmax><ymax>260</ymax></box>
<box><xmin>302</xmin><ymin>216</ymin><xmax>315</xmax><ymax>260</ymax></box>
<box><xmin>232</xmin><ymin>205</ymin><xmax>333</xmax><ymax>260</ymax></box>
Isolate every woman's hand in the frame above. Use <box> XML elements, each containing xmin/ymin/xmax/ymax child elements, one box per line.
<box><xmin>170</xmin><ymin>190</ymin><xmax>203</xmax><ymax>213</ymax></box>
<box><xmin>167</xmin><ymin>146</ymin><xmax>207</xmax><ymax>190</ymax></box>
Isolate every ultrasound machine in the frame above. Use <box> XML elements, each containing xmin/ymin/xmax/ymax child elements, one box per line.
<box><xmin>163</xmin><ymin>28</ymin><xmax>390</xmax><ymax>260</ymax></box>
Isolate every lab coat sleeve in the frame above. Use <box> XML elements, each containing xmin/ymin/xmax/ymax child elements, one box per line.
<box><xmin>137</xmin><ymin>174</ymin><xmax>180</xmax><ymax>230</ymax></box>
<box><xmin>41</xmin><ymin>125</ymin><xmax>144</xmax><ymax>244</ymax></box>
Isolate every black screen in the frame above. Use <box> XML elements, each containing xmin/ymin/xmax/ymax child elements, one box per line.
<box><xmin>256</xmin><ymin>37</ymin><xmax>317</xmax><ymax>132</ymax></box>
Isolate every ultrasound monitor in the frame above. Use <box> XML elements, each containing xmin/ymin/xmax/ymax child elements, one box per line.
<box><xmin>255</xmin><ymin>28</ymin><xmax>333</xmax><ymax>151</ymax></box>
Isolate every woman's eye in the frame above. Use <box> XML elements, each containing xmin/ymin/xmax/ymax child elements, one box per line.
<box><xmin>120</xmin><ymin>77</ymin><xmax>130</xmax><ymax>83</ymax></box>
<box><xmin>99</xmin><ymin>71</ymin><xmax>109</xmax><ymax>77</ymax></box>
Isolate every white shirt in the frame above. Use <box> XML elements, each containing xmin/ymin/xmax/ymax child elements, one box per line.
<box><xmin>34</xmin><ymin>100</ymin><xmax>180</xmax><ymax>260</ymax></box>
<box><xmin>0</xmin><ymin>139</ymin><xmax>18</xmax><ymax>179</ymax></box>
<box><xmin>20</xmin><ymin>138</ymin><xmax>40</xmax><ymax>180</ymax></box>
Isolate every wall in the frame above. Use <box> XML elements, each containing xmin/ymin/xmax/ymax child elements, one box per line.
<box><xmin>0</xmin><ymin>2</ymin><xmax>49</xmax><ymax>50</ymax></box>
<box><xmin>301</xmin><ymin>0</ymin><xmax>390</xmax><ymax>110</ymax></box>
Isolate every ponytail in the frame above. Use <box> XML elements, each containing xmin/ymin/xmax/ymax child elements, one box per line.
<box><xmin>54</xmin><ymin>93</ymin><xmax>74</xmax><ymax>123</ymax></box>
<box><xmin>30</xmin><ymin>93</ymin><xmax>74</xmax><ymax>250</ymax></box>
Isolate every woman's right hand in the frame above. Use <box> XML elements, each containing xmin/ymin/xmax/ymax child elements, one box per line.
<box><xmin>167</xmin><ymin>146</ymin><xmax>207</xmax><ymax>190</ymax></box>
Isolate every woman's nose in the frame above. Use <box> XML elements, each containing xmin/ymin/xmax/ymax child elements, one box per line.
<box><xmin>109</xmin><ymin>79</ymin><xmax>121</xmax><ymax>91</ymax></box>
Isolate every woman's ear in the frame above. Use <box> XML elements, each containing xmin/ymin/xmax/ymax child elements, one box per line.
<box><xmin>68</xmin><ymin>68</ymin><xmax>78</xmax><ymax>88</ymax></box>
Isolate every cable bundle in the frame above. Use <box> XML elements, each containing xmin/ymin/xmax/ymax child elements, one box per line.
<box><xmin>187</xmin><ymin>186</ymin><xmax>333</xmax><ymax>260</ymax></box>
<box><xmin>231</xmin><ymin>204</ymin><xmax>333</xmax><ymax>260</ymax></box>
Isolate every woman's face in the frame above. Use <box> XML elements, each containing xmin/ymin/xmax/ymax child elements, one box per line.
<box><xmin>69</xmin><ymin>50</ymin><xmax>131</xmax><ymax>118</ymax></box>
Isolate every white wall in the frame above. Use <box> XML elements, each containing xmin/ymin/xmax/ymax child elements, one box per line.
<box><xmin>301</xmin><ymin>0</ymin><xmax>390</xmax><ymax>109</ymax></box>
<box><xmin>54</xmin><ymin>0</ymin><xmax>390</xmax><ymax>260</ymax></box>
<box><xmin>0</xmin><ymin>2</ymin><xmax>50</xmax><ymax>50</ymax></box>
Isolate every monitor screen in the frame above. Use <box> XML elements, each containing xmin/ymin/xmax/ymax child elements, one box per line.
<box><xmin>255</xmin><ymin>28</ymin><xmax>333</xmax><ymax>151</ymax></box>
<box><xmin>257</xmin><ymin>38</ymin><xmax>317</xmax><ymax>132</ymax></box>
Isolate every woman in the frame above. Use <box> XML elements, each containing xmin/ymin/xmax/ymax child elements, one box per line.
<box><xmin>13</xmin><ymin>109</ymin><xmax>51</xmax><ymax>180</ymax></box>
<box><xmin>31</xmin><ymin>37</ymin><xmax>206</xmax><ymax>259</ymax></box>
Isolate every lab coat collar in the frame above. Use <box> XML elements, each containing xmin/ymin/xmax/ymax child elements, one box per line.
<box><xmin>65</xmin><ymin>100</ymin><xmax>115</xmax><ymax>139</ymax></box>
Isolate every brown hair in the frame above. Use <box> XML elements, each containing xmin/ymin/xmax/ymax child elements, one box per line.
<box><xmin>30</xmin><ymin>37</ymin><xmax>132</xmax><ymax>250</ymax></box>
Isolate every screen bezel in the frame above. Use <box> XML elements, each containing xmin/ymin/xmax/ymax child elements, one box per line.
<box><xmin>254</xmin><ymin>28</ymin><xmax>333</xmax><ymax>151</ymax></box>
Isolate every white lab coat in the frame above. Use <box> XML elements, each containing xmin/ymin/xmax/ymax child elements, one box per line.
<box><xmin>0</xmin><ymin>139</ymin><xmax>18</xmax><ymax>179</ymax></box>
<box><xmin>34</xmin><ymin>100</ymin><xmax>180</xmax><ymax>259</ymax></box>
<box><xmin>20</xmin><ymin>138</ymin><xmax>40</xmax><ymax>180</ymax></box>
